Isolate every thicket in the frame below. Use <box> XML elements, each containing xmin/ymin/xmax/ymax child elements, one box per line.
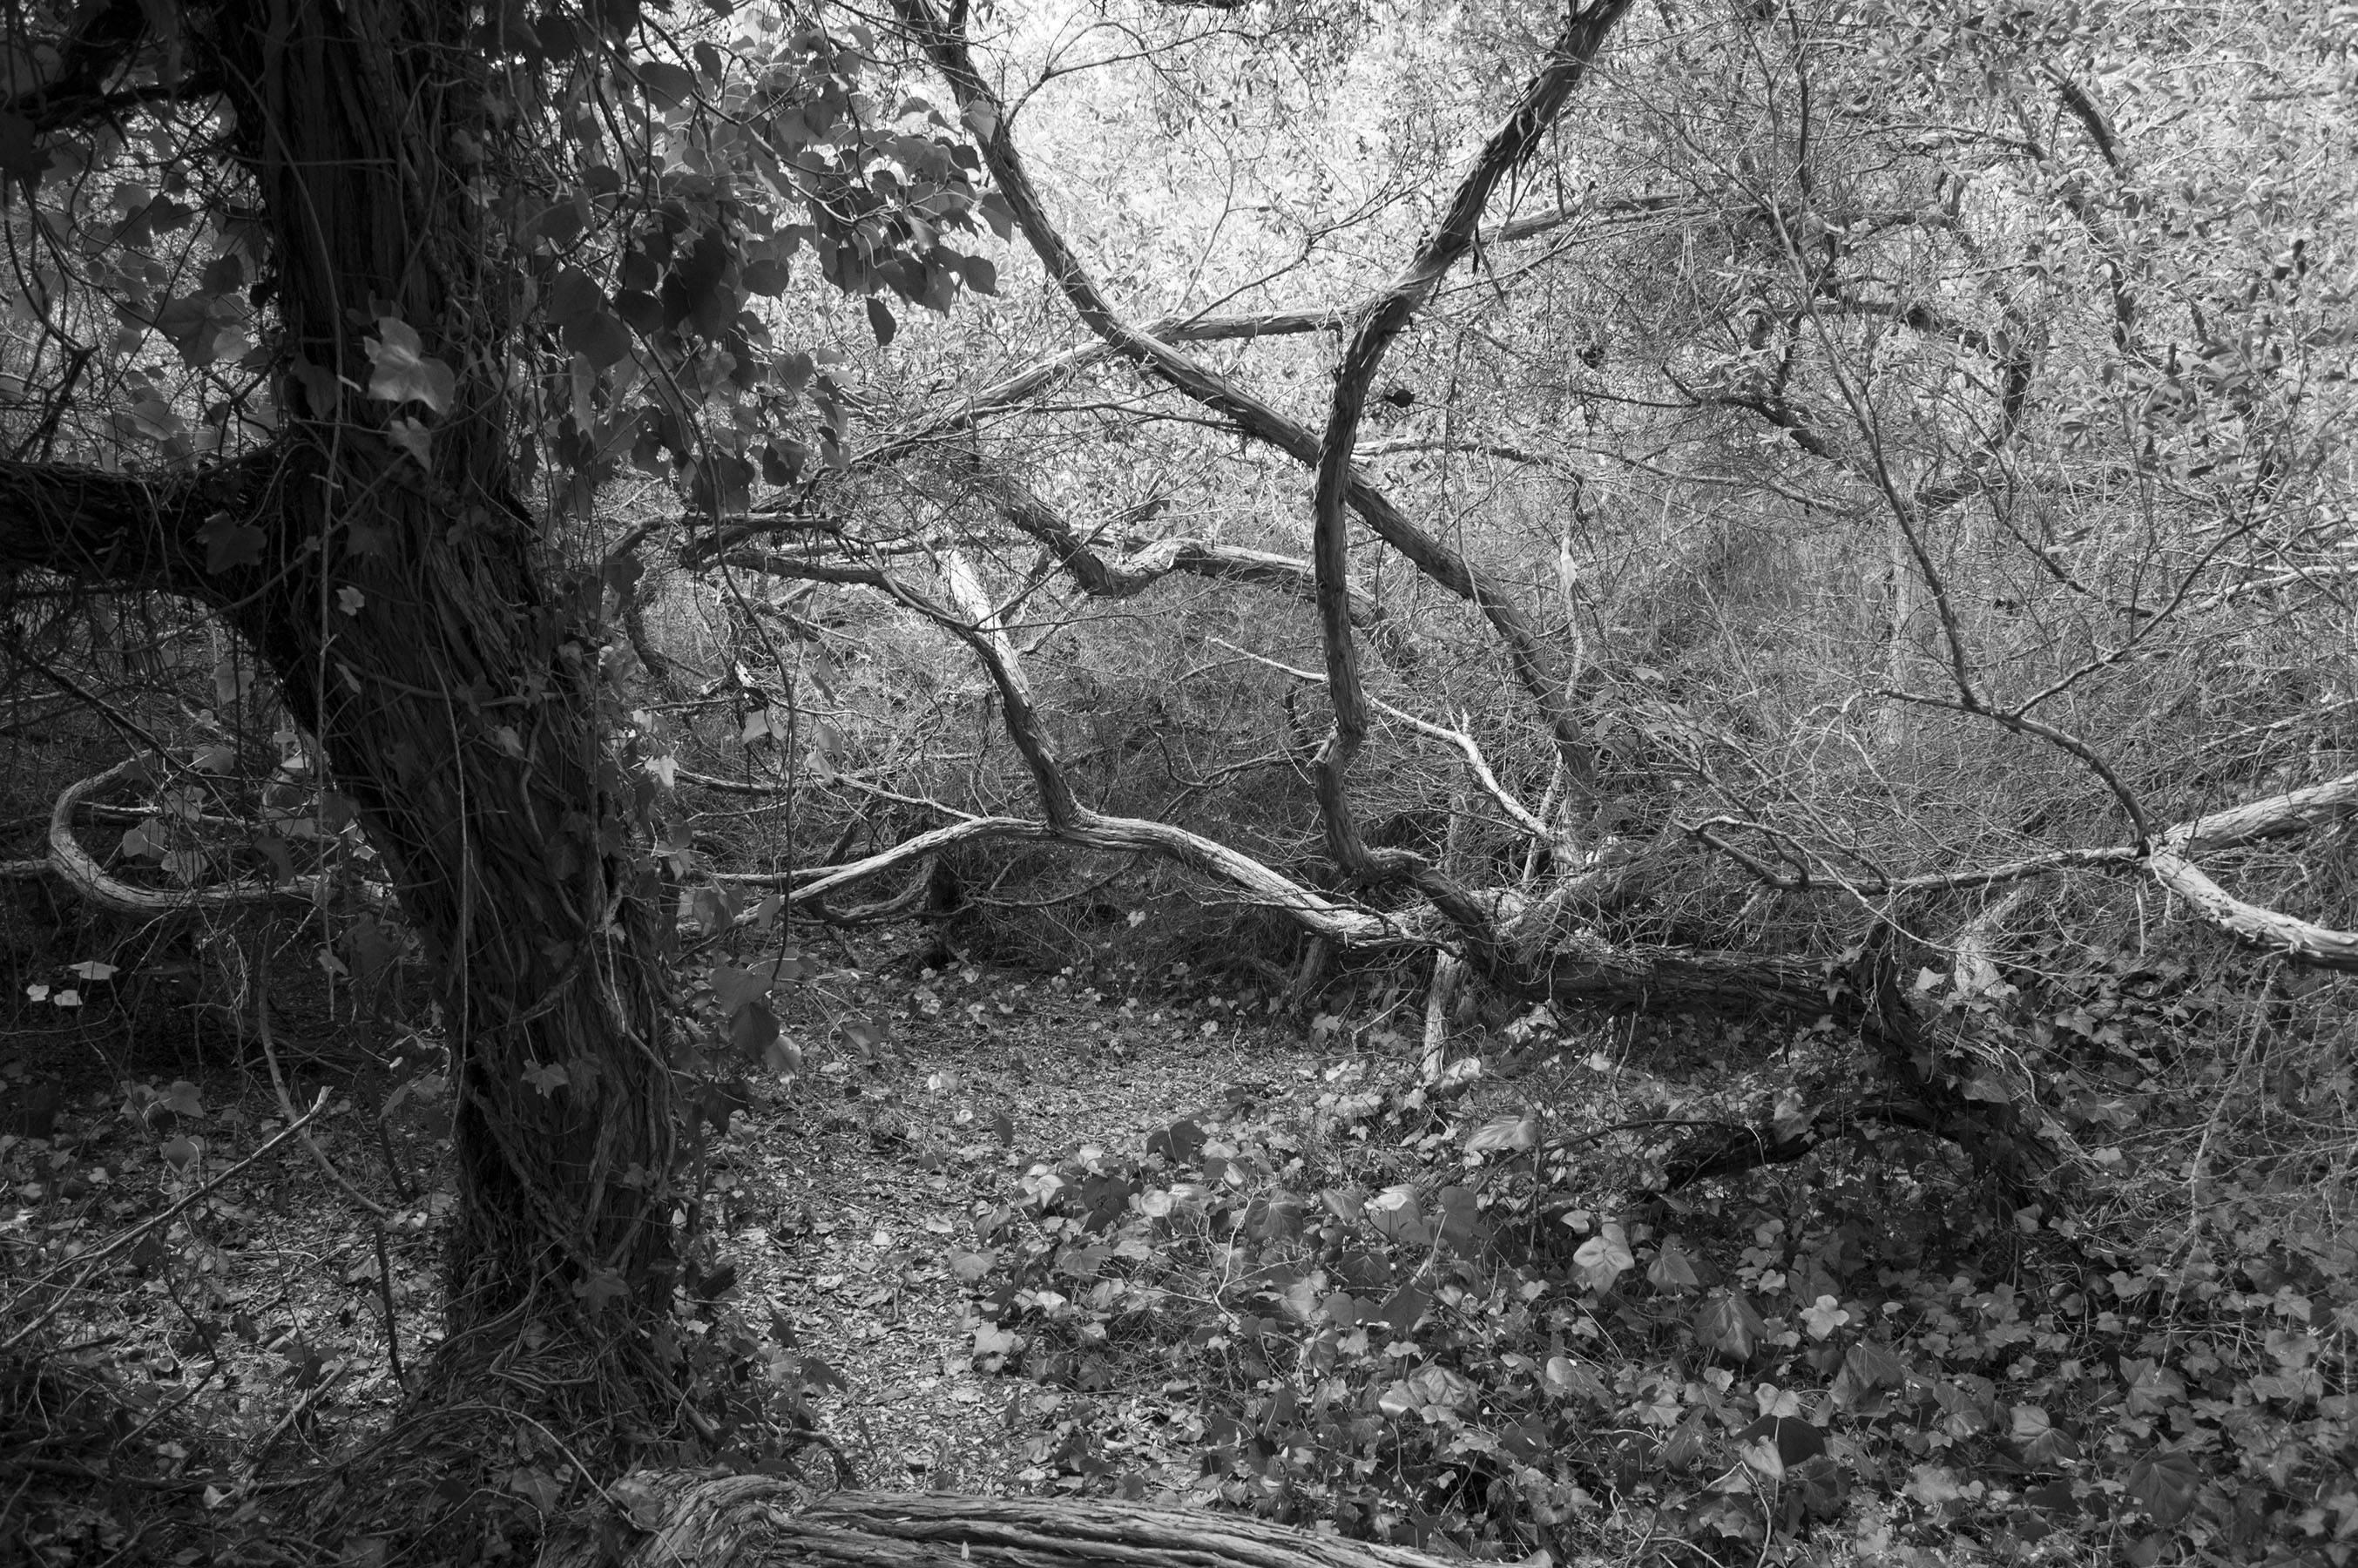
<box><xmin>2</xmin><ymin>0</ymin><xmax>2355</xmax><ymax>1563</ymax></box>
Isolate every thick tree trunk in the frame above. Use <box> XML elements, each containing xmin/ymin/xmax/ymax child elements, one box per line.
<box><xmin>0</xmin><ymin>0</ymin><xmax>684</xmax><ymax>1393</ymax></box>
<box><xmin>0</xmin><ymin>6</ymin><xmax>684</xmax><ymax>1355</ymax></box>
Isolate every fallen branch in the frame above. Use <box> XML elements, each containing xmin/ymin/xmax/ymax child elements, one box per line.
<box><xmin>2145</xmin><ymin>849</ymin><xmax>2358</xmax><ymax>970</ymax></box>
<box><xmin>1693</xmin><ymin>769</ymin><xmax>2358</xmax><ymax>968</ymax></box>
<box><xmin>30</xmin><ymin>755</ymin><xmax>370</xmax><ymax>916</ymax></box>
<box><xmin>557</xmin><ymin>1474</ymin><xmax>1456</xmax><ymax>1568</ymax></box>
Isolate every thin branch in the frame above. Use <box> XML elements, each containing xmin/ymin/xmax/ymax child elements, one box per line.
<box><xmin>1694</xmin><ymin>772</ymin><xmax>2358</xmax><ymax>970</ymax></box>
<box><xmin>1213</xmin><ymin>639</ymin><xmax>1553</xmax><ymax>845</ymax></box>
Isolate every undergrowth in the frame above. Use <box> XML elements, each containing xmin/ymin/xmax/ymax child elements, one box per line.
<box><xmin>954</xmin><ymin>992</ymin><xmax>2358</xmax><ymax>1567</ymax></box>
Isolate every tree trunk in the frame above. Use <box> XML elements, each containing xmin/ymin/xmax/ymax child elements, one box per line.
<box><xmin>0</xmin><ymin>0</ymin><xmax>685</xmax><ymax>1393</ymax></box>
<box><xmin>201</xmin><ymin>0</ymin><xmax>681</xmax><ymax>1359</ymax></box>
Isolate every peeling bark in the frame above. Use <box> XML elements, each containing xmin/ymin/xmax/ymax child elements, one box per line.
<box><xmin>552</xmin><ymin>1476</ymin><xmax>1455</xmax><ymax>1568</ymax></box>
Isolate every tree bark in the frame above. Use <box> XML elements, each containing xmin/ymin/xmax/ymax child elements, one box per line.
<box><xmin>551</xmin><ymin>1476</ymin><xmax>1455</xmax><ymax>1568</ymax></box>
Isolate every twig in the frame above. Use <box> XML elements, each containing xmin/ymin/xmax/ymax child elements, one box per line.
<box><xmin>1210</xmin><ymin>639</ymin><xmax>1556</xmax><ymax>845</ymax></box>
<box><xmin>240</xmin><ymin>1363</ymin><xmax>348</xmax><ymax>1481</ymax></box>
<box><xmin>372</xmin><ymin>1221</ymin><xmax>406</xmax><ymax>1390</ymax></box>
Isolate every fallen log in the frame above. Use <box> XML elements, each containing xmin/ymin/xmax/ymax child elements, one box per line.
<box><xmin>554</xmin><ymin>1475</ymin><xmax>1456</xmax><ymax>1568</ymax></box>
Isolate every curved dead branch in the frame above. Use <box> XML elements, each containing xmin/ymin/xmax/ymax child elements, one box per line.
<box><xmin>26</xmin><ymin>755</ymin><xmax>351</xmax><ymax>916</ymax></box>
<box><xmin>714</xmin><ymin>811</ymin><xmax>1393</xmax><ymax>947</ymax></box>
<box><xmin>2144</xmin><ymin>849</ymin><xmax>2358</xmax><ymax>971</ymax></box>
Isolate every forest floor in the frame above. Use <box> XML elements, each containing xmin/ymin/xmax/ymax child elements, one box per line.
<box><xmin>7</xmin><ymin>927</ymin><xmax>2353</xmax><ymax>1567</ymax></box>
<box><xmin>740</xmin><ymin>952</ymin><xmax>1334</xmax><ymax>1500</ymax></box>
<box><xmin>0</xmin><ymin>933</ymin><xmax>1368</xmax><ymax>1546</ymax></box>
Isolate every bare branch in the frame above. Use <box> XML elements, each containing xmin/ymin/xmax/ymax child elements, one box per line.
<box><xmin>2145</xmin><ymin>850</ymin><xmax>2358</xmax><ymax>971</ymax></box>
<box><xmin>2172</xmin><ymin>772</ymin><xmax>2358</xmax><ymax>855</ymax></box>
<box><xmin>890</xmin><ymin>0</ymin><xmax>1596</xmax><ymax>789</ymax></box>
<box><xmin>1215</xmin><ymin>641</ymin><xmax>1552</xmax><ymax>846</ymax></box>
<box><xmin>969</xmin><ymin>463</ymin><xmax>1415</xmax><ymax>663</ymax></box>
<box><xmin>1308</xmin><ymin>0</ymin><xmax>1632</xmax><ymax>889</ymax></box>
<box><xmin>841</xmin><ymin>309</ymin><xmax>1346</xmax><ymax>475</ymax></box>
<box><xmin>30</xmin><ymin>756</ymin><xmax>356</xmax><ymax>916</ymax></box>
<box><xmin>1695</xmin><ymin>772</ymin><xmax>2358</xmax><ymax>970</ymax></box>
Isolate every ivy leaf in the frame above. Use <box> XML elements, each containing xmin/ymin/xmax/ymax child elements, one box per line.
<box><xmin>978</xmin><ymin>191</ymin><xmax>1016</xmax><ymax>241</ymax></box>
<box><xmin>1693</xmin><ymin>1289</ymin><xmax>1767</xmax><ymax>1362</ymax></box>
<box><xmin>1572</xmin><ymin>1221</ymin><xmax>1635</xmax><ymax>1291</ymax></box>
<box><xmin>289</xmin><ymin>358</ymin><xmax>342</xmax><ymax>419</ymax></box>
<box><xmin>386</xmin><ymin>416</ymin><xmax>433</xmax><ymax>470</ymax></box>
<box><xmin>523</xmin><ymin>1061</ymin><xmax>571</xmax><ymax>1096</ymax></box>
<box><xmin>364</xmin><ymin>318</ymin><xmax>456</xmax><ymax>413</ymax></box>
<box><xmin>1401</xmin><ymin>1362</ymin><xmax>1474</xmax><ymax>1416</ymax></box>
<box><xmin>760</xmin><ymin>436</ymin><xmax>806</xmax><ymax>486</ymax></box>
<box><xmin>1801</xmin><ymin>1294</ymin><xmax>1852</xmax><ymax>1340</ymax></box>
<box><xmin>744</xmin><ymin>257</ymin><xmax>791</xmax><ymax>296</ymax></box>
<box><xmin>1737</xmin><ymin>1412</ymin><xmax>1826</xmax><ymax>1469</ymax></box>
<box><xmin>636</xmin><ymin>58</ymin><xmax>698</xmax><ymax>109</ymax></box>
<box><xmin>688</xmin><ymin>885</ymin><xmax>739</xmax><ymax>936</ymax></box>
<box><xmin>1832</xmin><ymin>1339</ymin><xmax>1908</xmax><ymax>1406</ymax></box>
<box><xmin>1543</xmin><ymin>1355</ymin><xmax>1611</xmax><ymax>1406</ymax></box>
<box><xmin>2013</xmin><ymin>1403</ymin><xmax>2082</xmax><ymax>1467</ymax></box>
<box><xmin>728</xmin><ymin>1000</ymin><xmax>780</xmax><ymax>1058</ymax></box>
<box><xmin>2124</xmin><ymin>1449</ymin><xmax>2204</xmax><ymax>1525</ymax></box>
<box><xmin>199</xmin><ymin>511</ymin><xmax>267</xmax><ymax>573</ymax></box>
<box><xmin>1648</xmin><ymin>1236</ymin><xmax>1703</xmax><ymax>1293</ymax></box>
<box><xmin>711</xmin><ymin>967</ymin><xmax>771</xmax><ymax>1016</ymax></box>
